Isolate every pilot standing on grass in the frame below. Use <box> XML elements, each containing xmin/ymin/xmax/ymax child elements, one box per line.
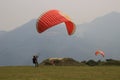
<box><xmin>32</xmin><ymin>56</ymin><xmax>38</xmax><ymax>67</ymax></box>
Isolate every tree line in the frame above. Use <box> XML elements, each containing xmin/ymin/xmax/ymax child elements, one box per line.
<box><xmin>81</xmin><ymin>59</ymin><xmax>120</xmax><ymax>66</ymax></box>
<box><xmin>40</xmin><ymin>58</ymin><xmax>120</xmax><ymax>66</ymax></box>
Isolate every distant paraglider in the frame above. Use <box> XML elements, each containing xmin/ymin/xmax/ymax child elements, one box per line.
<box><xmin>95</xmin><ymin>50</ymin><xmax>105</xmax><ymax>57</ymax></box>
<box><xmin>36</xmin><ymin>9</ymin><xmax>76</xmax><ymax>35</ymax></box>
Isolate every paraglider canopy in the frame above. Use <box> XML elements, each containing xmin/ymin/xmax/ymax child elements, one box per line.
<box><xmin>95</xmin><ymin>50</ymin><xmax>105</xmax><ymax>57</ymax></box>
<box><xmin>36</xmin><ymin>9</ymin><xmax>76</xmax><ymax>35</ymax></box>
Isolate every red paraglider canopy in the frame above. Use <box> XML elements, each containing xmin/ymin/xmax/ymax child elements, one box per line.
<box><xmin>36</xmin><ymin>10</ymin><xmax>76</xmax><ymax>35</ymax></box>
<box><xmin>95</xmin><ymin>50</ymin><xmax>105</xmax><ymax>57</ymax></box>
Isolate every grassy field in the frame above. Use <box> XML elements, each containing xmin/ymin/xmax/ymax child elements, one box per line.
<box><xmin>0</xmin><ymin>66</ymin><xmax>120</xmax><ymax>80</ymax></box>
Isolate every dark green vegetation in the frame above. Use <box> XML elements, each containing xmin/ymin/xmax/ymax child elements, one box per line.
<box><xmin>83</xmin><ymin>59</ymin><xmax>120</xmax><ymax>66</ymax></box>
<box><xmin>40</xmin><ymin>58</ymin><xmax>120</xmax><ymax>66</ymax></box>
<box><xmin>0</xmin><ymin>66</ymin><xmax>120</xmax><ymax>80</ymax></box>
<box><xmin>40</xmin><ymin>58</ymin><xmax>85</xmax><ymax>66</ymax></box>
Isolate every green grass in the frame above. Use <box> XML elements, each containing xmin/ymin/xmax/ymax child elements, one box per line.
<box><xmin>0</xmin><ymin>66</ymin><xmax>120</xmax><ymax>80</ymax></box>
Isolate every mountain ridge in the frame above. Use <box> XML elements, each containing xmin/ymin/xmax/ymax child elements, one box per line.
<box><xmin>0</xmin><ymin>12</ymin><xmax>120</xmax><ymax>66</ymax></box>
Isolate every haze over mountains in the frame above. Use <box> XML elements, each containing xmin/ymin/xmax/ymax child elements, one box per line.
<box><xmin>0</xmin><ymin>12</ymin><xmax>120</xmax><ymax>66</ymax></box>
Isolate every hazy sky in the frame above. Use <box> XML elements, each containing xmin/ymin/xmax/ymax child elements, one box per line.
<box><xmin>0</xmin><ymin>0</ymin><xmax>120</xmax><ymax>31</ymax></box>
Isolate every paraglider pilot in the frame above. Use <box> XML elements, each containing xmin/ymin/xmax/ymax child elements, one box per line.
<box><xmin>32</xmin><ymin>56</ymin><xmax>38</xmax><ymax>67</ymax></box>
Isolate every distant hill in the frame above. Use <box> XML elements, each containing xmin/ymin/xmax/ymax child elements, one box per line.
<box><xmin>40</xmin><ymin>58</ymin><xmax>120</xmax><ymax>66</ymax></box>
<box><xmin>0</xmin><ymin>31</ymin><xmax>7</xmax><ymax>37</ymax></box>
<box><xmin>77</xmin><ymin>12</ymin><xmax>120</xmax><ymax>59</ymax></box>
<box><xmin>0</xmin><ymin>12</ymin><xmax>120</xmax><ymax>66</ymax></box>
<box><xmin>40</xmin><ymin>58</ymin><xmax>84</xmax><ymax>66</ymax></box>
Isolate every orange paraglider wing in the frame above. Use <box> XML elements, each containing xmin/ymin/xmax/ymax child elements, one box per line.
<box><xmin>95</xmin><ymin>50</ymin><xmax>105</xmax><ymax>57</ymax></box>
<box><xmin>36</xmin><ymin>10</ymin><xmax>76</xmax><ymax>35</ymax></box>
